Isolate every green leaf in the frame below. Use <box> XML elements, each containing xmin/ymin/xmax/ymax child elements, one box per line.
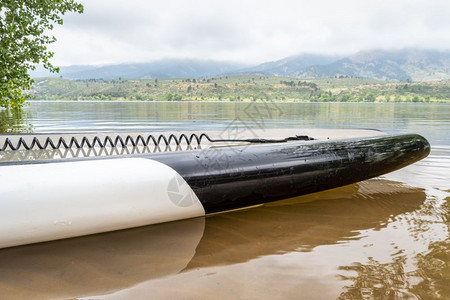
<box><xmin>0</xmin><ymin>0</ymin><xmax>84</xmax><ymax>109</ymax></box>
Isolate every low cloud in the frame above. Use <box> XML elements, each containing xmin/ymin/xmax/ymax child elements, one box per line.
<box><xmin>49</xmin><ymin>0</ymin><xmax>450</xmax><ymax>66</ymax></box>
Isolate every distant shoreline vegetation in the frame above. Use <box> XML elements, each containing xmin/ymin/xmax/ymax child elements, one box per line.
<box><xmin>29</xmin><ymin>75</ymin><xmax>450</xmax><ymax>103</ymax></box>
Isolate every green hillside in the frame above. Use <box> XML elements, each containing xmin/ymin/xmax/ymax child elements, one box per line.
<box><xmin>30</xmin><ymin>75</ymin><xmax>450</xmax><ymax>103</ymax></box>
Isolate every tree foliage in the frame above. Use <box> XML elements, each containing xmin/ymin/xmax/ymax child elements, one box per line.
<box><xmin>0</xmin><ymin>0</ymin><xmax>83</xmax><ymax>109</ymax></box>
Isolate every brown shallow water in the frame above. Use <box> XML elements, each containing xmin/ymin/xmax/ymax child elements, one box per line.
<box><xmin>0</xmin><ymin>102</ymin><xmax>449</xmax><ymax>299</ymax></box>
<box><xmin>0</xmin><ymin>154</ymin><xmax>448</xmax><ymax>300</ymax></box>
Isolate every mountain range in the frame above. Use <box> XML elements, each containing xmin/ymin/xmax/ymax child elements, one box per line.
<box><xmin>31</xmin><ymin>49</ymin><xmax>450</xmax><ymax>82</ymax></box>
<box><xmin>30</xmin><ymin>59</ymin><xmax>248</xmax><ymax>80</ymax></box>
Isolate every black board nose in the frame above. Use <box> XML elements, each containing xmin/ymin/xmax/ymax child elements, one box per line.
<box><xmin>153</xmin><ymin>134</ymin><xmax>431</xmax><ymax>213</ymax></box>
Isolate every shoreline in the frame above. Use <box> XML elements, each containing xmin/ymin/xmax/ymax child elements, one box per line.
<box><xmin>25</xmin><ymin>99</ymin><xmax>450</xmax><ymax>104</ymax></box>
<box><xmin>29</xmin><ymin>76</ymin><xmax>450</xmax><ymax>104</ymax></box>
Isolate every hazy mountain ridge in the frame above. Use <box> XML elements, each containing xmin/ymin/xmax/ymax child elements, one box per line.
<box><xmin>245</xmin><ymin>49</ymin><xmax>450</xmax><ymax>81</ymax></box>
<box><xmin>300</xmin><ymin>49</ymin><xmax>450</xmax><ymax>81</ymax></box>
<box><xmin>236</xmin><ymin>54</ymin><xmax>341</xmax><ymax>76</ymax></box>
<box><xmin>31</xmin><ymin>59</ymin><xmax>249</xmax><ymax>80</ymax></box>
<box><xmin>31</xmin><ymin>49</ymin><xmax>450</xmax><ymax>81</ymax></box>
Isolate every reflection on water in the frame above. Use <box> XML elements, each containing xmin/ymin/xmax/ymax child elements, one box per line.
<box><xmin>411</xmin><ymin>197</ymin><xmax>450</xmax><ymax>299</ymax></box>
<box><xmin>1</xmin><ymin>102</ymin><xmax>449</xmax><ymax>142</ymax></box>
<box><xmin>0</xmin><ymin>109</ymin><xmax>33</xmax><ymax>133</ymax></box>
<box><xmin>338</xmin><ymin>257</ymin><xmax>417</xmax><ymax>299</ymax></box>
<box><xmin>338</xmin><ymin>197</ymin><xmax>450</xmax><ymax>300</ymax></box>
<box><xmin>189</xmin><ymin>181</ymin><xmax>425</xmax><ymax>269</ymax></box>
<box><xmin>0</xmin><ymin>144</ymin><xmax>203</xmax><ymax>162</ymax></box>
<box><xmin>0</xmin><ymin>218</ymin><xmax>205</xmax><ymax>299</ymax></box>
<box><xmin>0</xmin><ymin>180</ymin><xmax>429</xmax><ymax>299</ymax></box>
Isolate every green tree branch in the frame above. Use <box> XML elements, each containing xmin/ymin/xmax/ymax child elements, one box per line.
<box><xmin>0</xmin><ymin>0</ymin><xmax>83</xmax><ymax>109</ymax></box>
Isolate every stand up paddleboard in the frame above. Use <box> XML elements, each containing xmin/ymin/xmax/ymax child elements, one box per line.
<box><xmin>0</xmin><ymin>129</ymin><xmax>430</xmax><ymax>248</ymax></box>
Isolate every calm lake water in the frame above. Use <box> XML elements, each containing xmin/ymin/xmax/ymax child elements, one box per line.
<box><xmin>0</xmin><ymin>101</ymin><xmax>449</xmax><ymax>299</ymax></box>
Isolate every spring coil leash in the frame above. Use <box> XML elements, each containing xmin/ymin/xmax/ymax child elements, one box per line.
<box><xmin>0</xmin><ymin>133</ymin><xmax>314</xmax><ymax>152</ymax></box>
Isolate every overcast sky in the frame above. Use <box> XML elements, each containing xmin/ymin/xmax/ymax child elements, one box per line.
<box><xmin>49</xmin><ymin>0</ymin><xmax>450</xmax><ymax>66</ymax></box>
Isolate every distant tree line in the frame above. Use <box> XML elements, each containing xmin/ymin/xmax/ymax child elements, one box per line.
<box><xmin>280</xmin><ymin>80</ymin><xmax>318</xmax><ymax>90</ymax></box>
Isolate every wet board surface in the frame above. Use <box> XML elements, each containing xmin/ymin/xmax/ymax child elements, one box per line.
<box><xmin>0</xmin><ymin>128</ymin><xmax>386</xmax><ymax>162</ymax></box>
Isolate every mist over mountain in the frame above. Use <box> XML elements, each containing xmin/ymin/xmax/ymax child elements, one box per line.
<box><xmin>236</xmin><ymin>54</ymin><xmax>341</xmax><ymax>76</ymax></box>
<box><xmin>31</xmin><ymin>59</ymin><xmax>249</xmax><ymax>80</ymax></box>
<box><xmin>296</xmin><ymin>49</ymin><xmax>450</xmax><ymax>81</ymax></box>
<box><xmin>31</xmin><ymin>49</ymin><xmax>450</xmax><ymax>81</ymax></box>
